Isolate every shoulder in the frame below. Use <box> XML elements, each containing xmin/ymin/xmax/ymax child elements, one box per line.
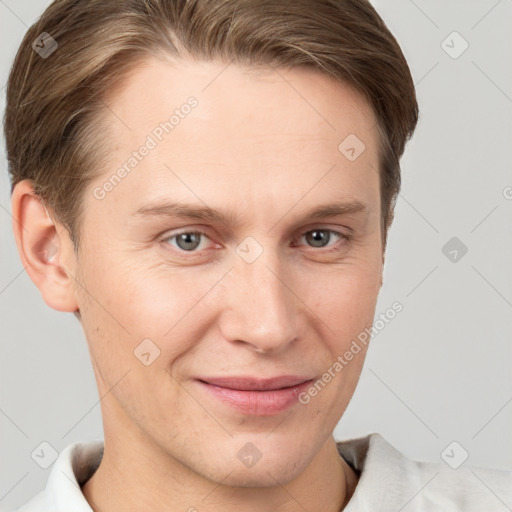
<box><xmin>337</xmin><ymin>432</ymin><xmax>512</xmax><ymax>511</ymax></box>
<box><xmin>410</xmin><ymin>456</ymin><xmax>512</xmax><ymax>511</ymax></box>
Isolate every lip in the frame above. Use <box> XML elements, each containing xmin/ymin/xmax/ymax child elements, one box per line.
<box><xmin>195</xmin><ymin>375</ymin><xmax>315</xmax><ymax>416</ymax></box>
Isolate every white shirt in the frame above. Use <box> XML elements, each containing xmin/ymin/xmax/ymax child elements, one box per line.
<box><xmin>15</xmin><ymin>432</ymin><xmax>512</xmax><ymax>511</ymax></box>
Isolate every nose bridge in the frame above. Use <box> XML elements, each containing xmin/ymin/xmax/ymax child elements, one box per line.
<box><xmin>220</xmin><ymin>242</ymin><xmax>299</xmax><ymax>353</ymax></box>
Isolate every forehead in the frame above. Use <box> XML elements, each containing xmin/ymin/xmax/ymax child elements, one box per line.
<box><xmin>101</xmin><ymin>55</ymin><xmax>378</xmax><ymax>155</ymax></box>
<box><xmin>88</xmin><ymin>56</ymin><xmax>380</xmax><ymax>220</ymax></box>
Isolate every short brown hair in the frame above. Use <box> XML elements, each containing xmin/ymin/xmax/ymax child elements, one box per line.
<box><xmin>4</xmin><ymin>0</ymin><xmax>418</xmax><ymax>251</ymax></box>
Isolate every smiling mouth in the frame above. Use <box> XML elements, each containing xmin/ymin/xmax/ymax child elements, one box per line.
<box><xmin>194</xmin><ymin>375</ymin><xmax>315</xmax><ymax>415</ymax></box>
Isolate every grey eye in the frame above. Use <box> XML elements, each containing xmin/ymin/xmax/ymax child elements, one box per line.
<box><xmin>174</xmin><ymin>232</ymin><xmax>203</xmax><ymax>251</ymax></box>
<box><xmin>304</xmin><ymin>230</ymin><xmax>332</xmax><ymax>248</ymax></box>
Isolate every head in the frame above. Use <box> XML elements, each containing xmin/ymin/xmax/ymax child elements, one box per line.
<box><xmin>5</xmin><ymin>0</ymin><xmax>418</xmax><ymax>488</ymax></box>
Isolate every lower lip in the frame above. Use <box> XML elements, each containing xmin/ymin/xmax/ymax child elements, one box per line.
<box><xmin>195</xmin><ymin>379</ymin><xmax>314</xmax><ymax>416</ymax></box>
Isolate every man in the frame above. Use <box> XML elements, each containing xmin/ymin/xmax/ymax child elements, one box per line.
<box><xmin>4</xmin><ymin>0</ymin><xmax>511</xmax><ymax>510</ymax></box>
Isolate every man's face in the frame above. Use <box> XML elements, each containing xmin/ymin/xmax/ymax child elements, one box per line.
<box><xmin>73</xmin><ymin>57</ymin><xmax>383</xmax><ymax>485</ymax></box>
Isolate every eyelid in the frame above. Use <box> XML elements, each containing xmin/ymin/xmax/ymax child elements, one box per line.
<box><xmin>295</xmin><ymin>228</ymin><xmax>351</xmax><ymax>251</ymax></box>
<box><xmin>159</xmin><ymin>226</ymin><xmax>352</xmax><ymax>254</ymax></box>
<box><xmin>159</xmin><ymin>228</ymin><xmax>219</xmax><ymax>252</ymax></box>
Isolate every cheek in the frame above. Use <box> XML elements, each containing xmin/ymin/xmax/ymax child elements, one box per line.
<box><xmin>121</xmin><ymin>266</ymin><xmax>221</xmax><ymax>327</ymax></box>
<box><xmin>88</xmin><ymin>260</ymin><xmax>228</xmax><ymax>369</ymax></box>
<box><xmin>302</xmin><ymin>262</ymin><xmax>381</xmax><ymax>333</ymax></box>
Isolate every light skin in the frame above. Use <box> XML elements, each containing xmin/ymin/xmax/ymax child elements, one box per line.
<box><xmin>12</xmin><ymin>56</ymin><xmax>385</xmax><ymax>512</ymax></box>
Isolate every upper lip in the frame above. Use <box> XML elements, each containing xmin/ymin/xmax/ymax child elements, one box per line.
<box><xmin>197</xmin><ymin>375</ymin><xmax>315</xmax><ymax>391</ymax></box>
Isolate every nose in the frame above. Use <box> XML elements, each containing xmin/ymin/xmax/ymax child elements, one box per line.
<box><xmin>218</xmin><ymin>248</ymin><xmax>300</xmax><ymax>354</ymax></box>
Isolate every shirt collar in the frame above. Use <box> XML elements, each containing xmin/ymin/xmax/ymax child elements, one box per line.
<box><xmin>337</xmin><ymin>432</ymin><xmax>412</xmax><ymax>511</ymax></box>
<box><xmin>41</xmin><ymin>439</ymin><xmax>103</xmax><ymax>511</ymax></box>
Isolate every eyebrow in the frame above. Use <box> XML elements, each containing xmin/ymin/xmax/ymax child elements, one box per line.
<box><xmin>134</xmin><ymin>199</ymin><xmax>368</xmax><ymax>227</ymax></box>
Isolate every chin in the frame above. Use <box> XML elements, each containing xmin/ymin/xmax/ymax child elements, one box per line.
<box><xmin>210</xmin><ymin>460</ymin><xmax>303</xmax><ymax>488</ymax></box>
<box><xmin>197</xmin><ymin>442</ymin><xmax>310</xmax><ymax>488</ymax></box>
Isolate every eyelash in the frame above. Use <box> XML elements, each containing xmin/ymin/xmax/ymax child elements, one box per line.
<box><xmin>159</xmin><ymin>228</ymin><xmax>352</xmax><ymax>255</ymax></box>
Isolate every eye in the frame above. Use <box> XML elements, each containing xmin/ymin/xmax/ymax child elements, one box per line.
<box><xmin>163</xmin><ymin>231</ymin><xmax>213</xmax><ymax>252</ymax></box>
<box><xmin>160</xmin><ymin>228</ymin><xmax>350</xmax><ymax>255</ymax></box>
<box><xmin>298</xmin><ymin>229</ymin><xmax>349</xmax><ymax>250</ymax></box>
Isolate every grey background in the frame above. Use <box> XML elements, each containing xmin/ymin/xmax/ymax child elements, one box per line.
<box><xmin>1</xmin><ymin>0</ymin><xmax>511</xmax><ymax>510</ymax></box>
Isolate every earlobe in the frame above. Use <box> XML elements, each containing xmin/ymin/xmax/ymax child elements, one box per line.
<box><xmin>11</xmin><ymin>179</ymin><xmax>80</xmax><ymax>313</ymax></box>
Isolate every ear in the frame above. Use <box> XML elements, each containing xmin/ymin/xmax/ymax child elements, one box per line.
<box><xmin>11</xmin><ymin>179</ymin><xmax>80</xmax><ymax>313</ymax></box>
